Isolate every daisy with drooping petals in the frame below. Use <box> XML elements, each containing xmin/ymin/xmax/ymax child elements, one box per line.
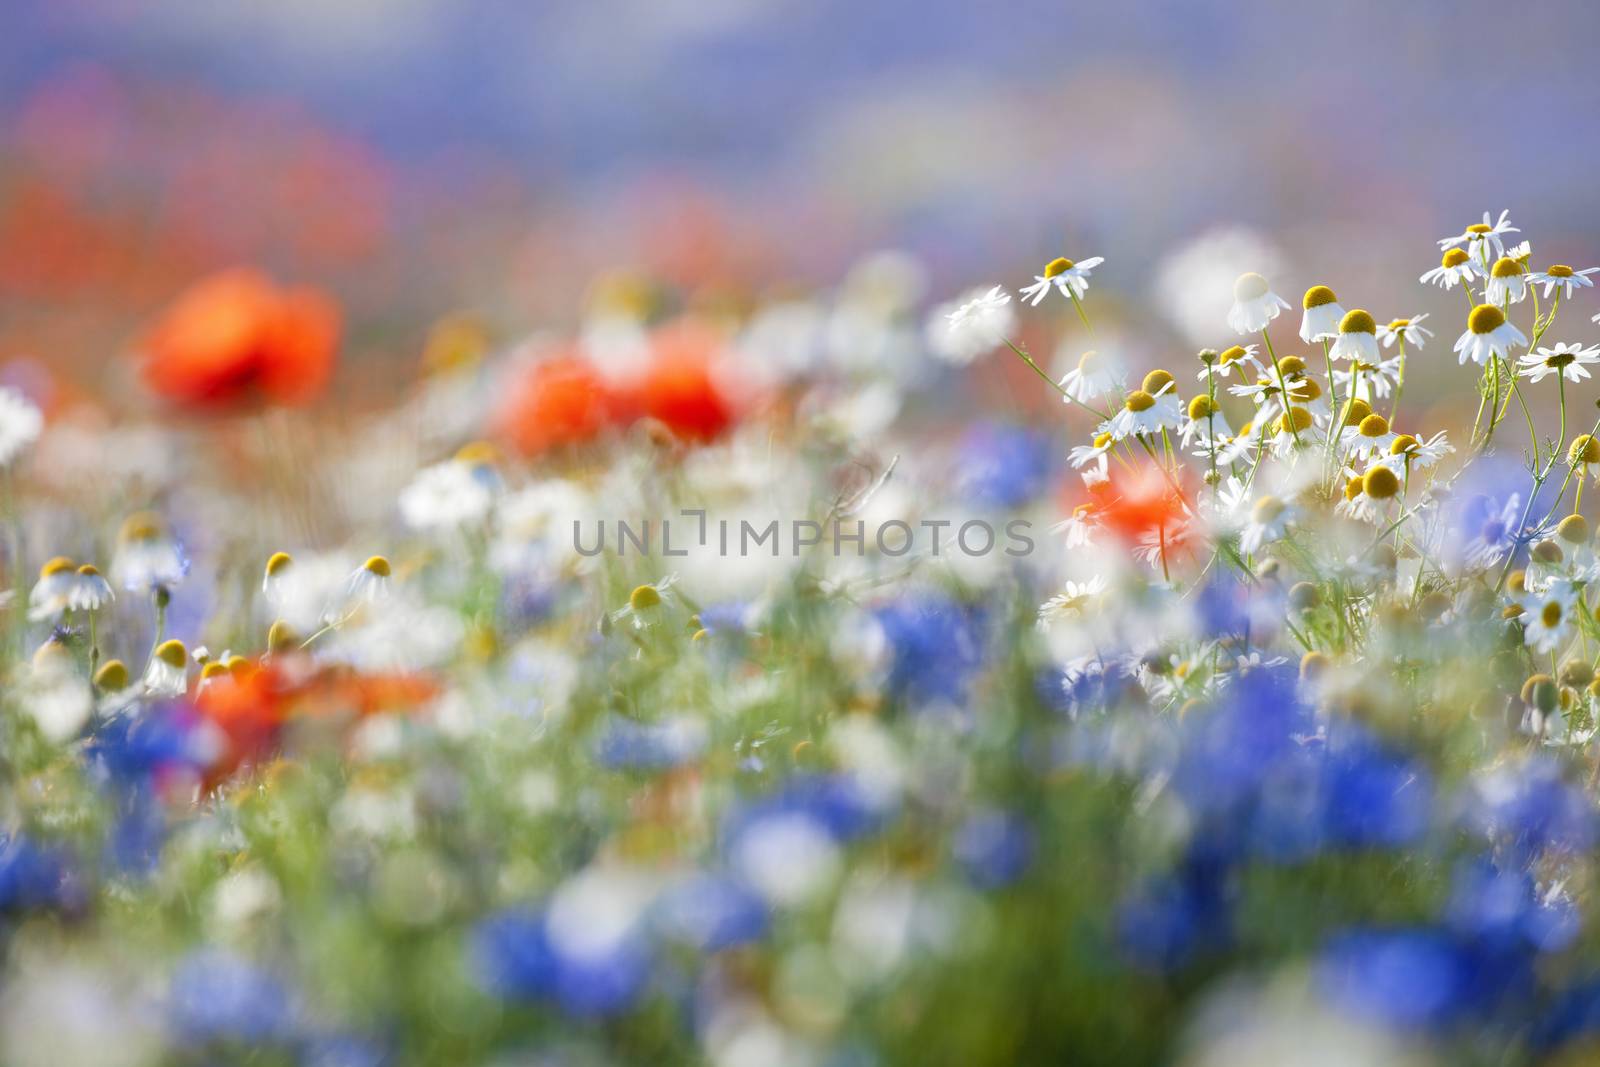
<box><xmin>1420</xmin><ymin>248</ymin><xmax>1479</xmax><ymax>290</ymax></box>
<box><xmin>263</xmin><ymin>552</ymin><xmax>293</xmax><ymax>605</ymax></box>
<box><xmin>1454</xmin><ymin>305</ymin><xmax>1528</xmax><ymax>366</ymax></box>
<box><xmin>1374</xmin><ymin>431</ymin><xmax>1453</xmax><ymax>473</ymax></box>
<box><xmin>1438</xmin><ymin>209</ymin><xmax>1518</xmax><ymax>260</ymax></box>
<box><xmin>143</xmin><ymin>638</ymin><xmax>190</xmax><ymax>698</ymax></box>
<box><xmin>1519</xmin><ymin>342</ymin><xmax>1600</xmax><ymax>384</ymax></box>
<box><xmin>70</xmin><ymin>564</ymin><xmax>114</xmax><ymax>612</ymax></box>
<box><xmin>28</xmin><ymin>557</ymin><xmax>78</xmax><ymax>622</ymax></box>
<box><xmin>1377</xmin><ymin>314</ymin><xmax>1431</xmax><ymax>349</ymax></box>
<box><xmin>1329</xmin><ymin>309</ymin><xmax>1379</xmax><ymax>363</ymax></box>
<box><xmin>1037</xmin><ymin>576</ymin><xmax>1108</xmax><ymax>627</ymax></box>
<box><xmin>1485</xmin><ymin>257</ymin><xmax>1529</xmax><ymax>305</ymax></box>
<box><xmin>345</xmin><ymin>556</ymin><xmax>394</xmax><ymax>606</ymax></box>
<box><xmin>1068</xmin><ymin>432</ymin><xmax>1115</xmax><ymax>480</ymax></box>
<box><xmin>1333</xmin><ymin>356</ymin><xmax>1403</xmax><ymax>402</ymax></box>
<box><xmin>928</xmin><ymin>285</ymin><xmax>1016</xmax><ymax>365</ymax></box>
<box><xmin>1020</xmin><ymin>256</ymin><xmax>1104</xmax><ymax>306</ymax></box>
<box><xmin>1227</xmin><ymin>273</ymin><xmax>1290</xmax><ymax>334</ymax></box>
<box><xmin>1528</xmin><ymin>264</ymin><xmax>1600</xmax><ymax>300</ymax></box>
<box><xmin>1179</xmin><ymin>395</ymin><xmax>1232</xmax><ymax>450</ymax></box>
<box><xmin>112</xmin><ymin>512</ymin><xmax>189</xmax><ymax>594</ymax></box>
<box><xmin>1299</xmin><ymin>286</ymin><xmax>1345</xmax><ymax>343</ymax></box>
<box><xmin>1058</xmin><ymin>349</ymin><xmax>1125</xmax><ymax>402</ymax></box>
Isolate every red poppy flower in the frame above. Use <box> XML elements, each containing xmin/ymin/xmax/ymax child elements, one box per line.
<box><xmin>194</xmin><ymin>664</ymin><xmax>291</xmax><ymax>781</ymax></box>
<box><xmin>627</xmin><ymin>319</ymin><xmax>742</xmax><ymax>443</ymax></box>
<box><xmin>1085</xmin><ymin>462</ymin><xmax>1192</xmax><ymax>545</ymax></box>
<box><xmin>142</xmin><ymin>268</ymin><xmax>340</xmax><ymax>408</ymax></box>
<box><xmin>494</xmin><ymin>351</ymin><xmax>618</xmax><ymax>457</ymax></box>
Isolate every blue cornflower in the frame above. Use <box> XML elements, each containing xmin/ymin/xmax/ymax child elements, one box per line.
<box><xmin>594</xmin><ymin>715</ymin><xmax>707</xmax><ymax>771</ymax></box>
<box><xmin>168</xmin><ymin>950</ymin><xmax>297</xmax><ymax>1046</ymax></box>
<box><xmin>652</xmin><ymin>873</ymin><xmax>769</xmax><ymax>951</ymax></box>
<box><xmin>470</xmin><ymin>907</ymin><xmax>651</xmax><ymax>1018</ymax></box>
<box><xmin>876</xmin><ymin>595</ymin><xmax>986</xmax><ymax>707</ymax></box>
<box><xmin>956</xmin><ymin>422</ymin><xmax>1055</xmax><ymax>510</ymax></box>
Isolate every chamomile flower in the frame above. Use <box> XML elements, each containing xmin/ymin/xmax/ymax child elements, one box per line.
<box><xmin>1377</xmin><ymin>314</ymin><xmax>1431</xmax><ymax>349</ymax></box>
<box><xmin>345</xmin><ymin>556</ymin><xmax>394</xmax><ymax>606</ymax></box>
<box><xmin>0</xmin><ymin>386</ymin><xmax>43</xmax><ymax>467</ymax></box>
<box><xmin>1053</xmin><ymin>496</ymin><xmax>1104</xmax><ymax>548</ymax></box>
<box><xmin>609</xmin><ymin>575</ymin><xmax>680</xmax><ymax>631</ymax></box>
<box><xmin>1299</xmin><ymin>286</ymin><xmax>1345</xmax><ymax>343</ymax></box>
<box><xmin>1420</xmin><ymin>248</ymin><xmax>1479</xmax><ymax>290</ymax></box>
<box><xmin>1201</xmin><ymin>344</ymin><xmax>1262</xmax><ymax>381</ymax></box>
<box><xmin>1058</xmin><ymin>349</ymin><xmax>1125</xmax><ymax>401</ymax></box>
<box><xmin>1485</xmin><ymin>257</ymin><xmax>1529</xmax><ymax>305</ymax></box>
<box><xmin>1374</xmin><ymin>431</ymin><xmax>1453</xmax><ymax>472</ymax></box>
<box><xmin>1438</xmin><ymin>209</ymin><xmax>1518</xmax><ymax>259</ymax></box>
<box><xmin>1333</xmin><ymin>355</ymin><xmax>1403</xmax><ymax>401</ymax></box>
<box><xmin>143</xmin><ymin>638</ymin><xmax>190</xmax><ymax>698</ymax></box>
<box><xmin>262</xmin><ymin>552</ymin><xmax>293</xmax><ymax>605</ymax></box>
<box><xmin>1267</xmin><ymin>407</ymin><xmax>1316</xmax><ymax>457</ymax></box>
<box><xmin>929</xmin><ymin>285</ymin><xmax>1016</xmax><ymax>364</ymax></box>
<box><xmin>1340</xmin><ymin>413</ymin><xmax>1396</xmax><ymax>460</ymax></box>
<box><xmin>1329</xmin><ymin>309</ymin><xmax>1380</xmax><ymax>363</ymax></box>
<box><xmin>1239</xmin><ymin>494</ymin><xmax>1295</xmax><ymax>554</ymax></box>
<box><xmin>399</xmin><ymin>450</ymin><xmax>499</xmax><ymax>532</ymax></box>
<box><xmin>1519</xmin><ymin>342</ymin><xmax>1600</xmax><ymax>384</ymax></box>
<box><xmin>1180</xmin><ymin>395</ymin><xmax>1233</xmax><ymax>449</ymax></box>
<box><xmin>1068</xmin><ymin>432</ymin><xmax>1115</xmax><ymax>480</ymax></box>
<box><xmin>1335</xmin><ymin>475</ymin><xmax>1381</xmax><ymax>524</ymax></box>
<box><xmin>1102</xmin><ymin>382</ymin><xmax>1182</xmax><ymax>441</ymax></box>
<box><xmin>1019</xmin><ymin>256</ymin><xmax>1104</xmax><ymax>306</ymax></box>
<box><xmin>1226</xmin><ymin>273</ymin><xmax>1290</xmax><ymax>334</ymax></box>
<box><xmin>1523</xmin><ymin>580</ymin><xmax>1578</xmax><ymax>655</ymax></box>
<box><xmin>1037</xmin><ymin>576</ymin><xmax>1108</xmax><ymax>627</ymax></box>
<box><xmin>112</xmin><ymin>512</ymin><xmax>189</xmax><ymax>594</ymax></box>
<box><xmin>1528</xmin><ymin>264</ymin><xmax>1600</xmax><ymax>300</ymax></box>
<box><xmin>69</xmin><ymin>564</ymin><xmax>113</xmax><ymax>611</ymax></box>
<box><xmin>27</xmin><ymin>557</ymin><xmax>78</xmax><ymax>622</ymax></box>
<box><xmin>1453</xmin><ymin>305</ymin><xmax>1528</xmax><ymax>366</ymax></box>
<box><xmin>1209</xmin><ymin>422</ymin><xmax>1262</xmax><ymax>466</ymax></box>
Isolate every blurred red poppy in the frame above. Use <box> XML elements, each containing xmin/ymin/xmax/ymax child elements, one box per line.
<box><xmin>627</xmin><ymin>319</ymin><xmax>741</xmax><ymax>443</ymax></box>
<box><xmin>1089</xmin><ymin>462</ymin><xmax>1191</xmax><ymax>545</ymax></box>
<box><xmin>141</xmin><ymin>268</ymin><xmax>340</xmax><ymax>408</ymax></box>
<box><xmin>494</xmin><ymin>351</ymin><xmax>618</xmax><ymax>457</ymax></box>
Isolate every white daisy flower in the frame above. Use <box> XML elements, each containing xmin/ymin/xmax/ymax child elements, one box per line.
<box><xmin>399</xmin><ymin>454</ymin><xmax>499</xmax><ymax>532</ymax></box>
<box><xmin>1523</xmin><ymin>580</ymin><xmax>1578</xmax><ymax>655</ymax></box>
<box><xmin>1298</xmin><ymin>285</ymin><xmax>1345</xmax><ymax>343</ymax></box>
<box><xmin>1339</xmin><ymin>412</ymin><xmax>1396</xmax><ymax>460</ymax></box>
<box><xmin>142</xmin><ymin>639</ymin><xmax>190</xmax><ymax>699</ymax></box>
<box><xmin>0</xmin><ymin>387</ymin><xmax>43</xmax><ymax>467</ymax></box>
<box><xmin>1335</xmin><ymin>475</ymin><xmax>1381</xmax><ymax>524</ymax></box>
<box><xmin>609</xmin><ymin>575</ymin><xmax>681</xmax><ymax>631</ymax></box>
<box><xmin>1454</xmin><ymin>305</ymin><xmax>1528</xmax><ymax>365</ymax></box>
<box><xmin>1374</xmin><ymin>430</ymin><xmax>1453</xmax><ymax>473</ymax></box>
<box><xmin>1209</xmin><ymin>422</ymin><xmax>1263</xmax><ymax>467</ymax></box>
<box><xmin>1068</xmin><ymin>432</ymin><xmax>1114</xmax><ymax>480</ymax></box>
<box><xmin>1377</xmin><ymin>314</ymin><xmax>1431</xmax><ymax>349</ymax></box>
<box><xmin>1333</xmin><ymin>355</ymin><xmax>1404</xmax><ymax>402</ymax></box>
<box><xmin>1052</xmin><ymin>497</ymin><xmax>1104</xmax><ymax>549</ymax></box>
<box><xmin>1528</xmin><ymin>264</ymin><xmax>1600</xmax><ymax>300</ymax></box>
<box><xmin>344</xmin><ymin>556</ymin><xmax>394</xmax><ymax>606</ymax></box>
<box><xmin>1519</xmin><ymin>342</ymin><xmax>1600</xmax><ymax>384</ymax></box>
<box><xmin>1179</xmin><ymin>395</ymin><xmax>1233</xmax><ymax>449</ymax></box>
<box><xmin>1226</xmin><ymin>273</ymin><xmax>1290</xmax><ymax>334</ymax></box>
<box><xmin>1102</xmin><ymin>383</ymin><xmax>1182</xmax><ymax>441</ymax></box>
<box><xmin>1438</xmin><ymin>209</ymin><xmax>1518</xmax><ymax>259</ymax></box>
<box><xmin>27</xmin><ymin>557</ymin><xmax>79</xmax><ymax>622</ymax></box>
<box><xmin>1239</xmin><ymin>494</ymin><xmax>1295</xmax><ymax>554</ymax></box>
<box><xmin>69</xmin><ymin>564</ymin><xmax>114</xmax><ymax>612</ymax></box>
<box><xmin>928</xmin><ymin>285</ymin><xmax>1016</xmax><ymax>365</ymax></box>
<box><xmin>1200</xmin><ymin>343</ymin><xmax>1263</xmax><ymax>380</ymax></box>
<box><xmin>1037</xmin><ymin>576</ymin><xmax>1108</xmax><ymax>626</ymax></box>
<box><xmin>1020</xmin><ymin>256</ymin><xmax>1105</xmax><ymax>306</ymax></box>
<box><xmin>1420</xmin><ymin>248</ymin><xmax>1479</xmax><ymax>290</ymax></box>
<box><xmin>1328</xmin><ymin>309</ymin><xmax>1379</xmax><ymax>363</ymax></box>
<box><xmin>1058</xmin><ymin>348</ymin><xmax>1125</xmax><ymax>401</ymax></box>
<box><xmin>111</xmin><ymin>512</ymin><xmax>189</xmax><ymax>594</ymax></box>
<box><xmin>1485</xmin><ymin>257</ymin><xmax>1529</xmax><ymax>305</ymax></box>
<box><xmin>262</xmin><ymin>552</ymin><xmax>293</xmax><ymax>605</ymax></box>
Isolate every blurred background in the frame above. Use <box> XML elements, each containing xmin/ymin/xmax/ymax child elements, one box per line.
<box><xmin>6</xmin><ymin>0</ymin><xmax>1600</xmax><ymax>408</ymax></box>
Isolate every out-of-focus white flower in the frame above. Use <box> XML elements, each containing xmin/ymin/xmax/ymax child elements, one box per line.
<box><xmin>734</xmin><ymin>812</ymin><xmax>840</xmax><ymax>907</ymax></box>
<box><xmin>69</xmin><ymin>565</ymin><xmax>114</xmax><ymax>611</ymax></box>
<box><xmin>927</xmin><ymin>285</ymin><xmax>1015</xmax><ymax>365</ymax></box>
<box><xmin>0</xmin><ymin>386</ymin><xmax>43</xmax><ymax>468</ymax></box>
<box><xmin>1154</xmin><ymin>227</ymin><xmax>1286</xmax><ymax>344</ymax></box>
<box><xmin>342</xmin><ymin>555</ymin><xmax>393</xmax><ymax>608</ymax></box>
<box><xmin>1524</xmin><ymin>580</ymin><xmax>1578</xmax><ymax>654</ymax></box>
<box><xmin>1038</xmin><ymin>576</ymin><xmax>1107</xmax><ymax>626</ymax></box>
<box><xmin>0</xmin><ymin>951</ymin><xmax>160</xmax><ymax>1067</ymax></box>
<box><xmin>1019</xmin><ymin>256</ymin><xmax>1104</xmax><ymax>306</ymax></box>
<box><xmin>142</xmin><ymin>639</ymin><xmax>189</xmax><ymax>698</ymax></box>
<box><xmin>24</xmin><ymin>641</ymin><xmax>93</xmax><ymax>743</ymax></box>
<box><xmin>398</xmin><ymin>446</ymin><xmax>500</xmax><ymax>532</ymax></box>
<box><xmin>27</xmin><ymin>556</ymin><xmax>79</xmax><ymax>622</ymax></box>
<box><xmin>1059</xmin><ymin>348</ymin><xmax>1125</xmax><ymax>401</ymax></box>
<box><xmin>111</xmin><ymin>513</ymin><xmax>188</xmax><ymax>594</ymax></box>
<box><xmin>1226</xmin><ymin>272</ymin><xmax>1290</xmax><ymax>334</ymax></box>
<box><xmin>1376</xmin><ymin>314</ymin><xmax>1431</xmax><ymax>349</ymax></box>
<box><xmin>1454</xmin><ymin>305</ymin><xmax>1528</xmax><ymax>365</ymax></box>
<box><xmin>1239</xmin><ymin>494</ymin><xmax>1295</xmax><ymax>554</ymax></box>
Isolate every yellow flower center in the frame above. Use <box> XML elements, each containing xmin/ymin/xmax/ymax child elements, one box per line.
<box><xmin>76</xmin><ymin>563</ymin><xmax>100</xmax><ymax>577</ymax></box>
<box><xmin>1363</xmin><ymin>466</ymin><xmax>1400</xmax><ymax>500</ymax></box>
<box><xmin>1542</xmin><ymin>600</ymin><xmax>1564</xmax><ymax>628</ymax></box>
<box><xmin>1093</xmin><ymin>432</ymin><xmax>1112</xmax><ymax>449</ymax></box>
<box><xmin>1044</xmin><ymin>257</ymin><xmax>1074</xmax><ymax>278</ymax></box>
<box><xmin>1188</xmin><ymin>395</ymin><xmax>1218</xmax><ymax>420</ymax></box>
<box><xmin>1233</xmin><ymin>272</ymin><xmax>1270</xmax><ymax>300</ymax></box>
<box><xmin>1387</xmin><ymin>318</ymin><xmax>1410</xmax><ymax>330</ymax></box>
<box><xmin>1466</xmin><ymin>223</ymin><xmax>1492</xmax><ymax>235</ymax></box>
<box><xmin>1490</xmin><ymin>257</ymin><xmax>1523</xmax><ymax>279</ymax></box>
<box><xmin>363</xmin><ymin>555</ymin><xmax>392</xmax><ymax>578</ymax></box>
<box><xmin>1124</xmin><ymin>390</ymin><xmax>1156</xmax><ymax>413</ymax></box>
<box><xmin>1275</xmin><ymin>355</ymin><xmax>1307</xmax><ymax>377</ymax></box>
<box><xmin>1441</xmin><ymin>248</ymin><xmax>1471</xmax><ymax>268</ymax></box>
<box><xmin>155</xmin><ymin>639</ymin><xmax>188</xmax><ymax>669</ymax></box>
<box><xmin>1287</xmin><ymin>378</ymin><xmax>1321</xmax><ymax>402</ymax></box>
<box><xmin>1344</xmin><ymin>476</ymin><xmax>1364</xmax><ymax>502</ymax></box>
<box><xmin>1251</xmin><ymin>495</ymin><xmax>1285</xmax><ymax>524</ymax></box>
<box><xmin>1468</xmin><ymin>304</ymin><xmax>1506</xmax><ymax>335</ymax></box>
<box><xmin>119</xmin><ymin>512</ymin><xmax>166</xmax><ymax>543</ymax></box>
<box><xmin>1219</xmin><ymin>345</ymin><xmax>1248</xmax><ymax>365</ymax></box>
<box><xmin>1359</xmin><ymin>413</ymin><xmax>1390</xmax><ymax>438</ymax></box>
<box><xmin>1548</xmin><ymin>264</ymin><xmax>1574</xmax><ymax>278</ymax></box>
<box><xmin>1340</xmin><ymin>398</ymin><xmax>1372</xmax><ymax>428</ymax></box>
<box><xmin>1303</xmin><ymin>285</ymin><xmax>1339</xmax><ymax>309</ymax></box>
<box><xmin>201</xmin><ymin>661</ymin><xmax>228</xmax><ymax>680</ymax></box>
<box><xmin>39</xmin><ymin>556</ymin><xmax>74</xmax><ymax>579</ymax></box>
<box><xmin>1570</xmin><ymin>435</ymin><xmax>1600</xmax><ymax>465</ymax></box>
<box><xmin>454</xmin><ymin>440</ymin><xmax>499</xmax><ymax>466</ymax></box>
<box><xmin>265</xmin><ymin>551</ymin><xmax>293</xmax><ymax>578</ymax></box>
<box><xmin>1547</xmin><ymin>352</ymin><xmax>1576</xmax><ymax>369</ymax></box>
<box><xmin>1078</xmin><ymin>350</ymin><xmax>1101</xmax><ymax>372</ymax></box>
<box><xmin>1389</xmin><ymin>434</ymin><xmax>1418</xmax><ymax>455</ymax></box>
<box><xmin>1142</xmin><ymin>369</ymin><xmax>1175</xmax><ymax>395</ymax></box>
<box><xmin>630</xmin><ymin>584</ymin><xmax>663</xmax><ymax>611</ymax></box>
<box><xmin>1339</xmin><ymin>309</ymin><xmax>1376</xmax><ymax>335</ymax></box>
<box><xmin>94</xmin><ymin>660</ymin><xmax>130</xmax><ymax>691</ymax></box>
<box><xmin>1276</xmin><ymin>407</ymin><xmax>1313</xmax><ymax>434</ymax></box>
